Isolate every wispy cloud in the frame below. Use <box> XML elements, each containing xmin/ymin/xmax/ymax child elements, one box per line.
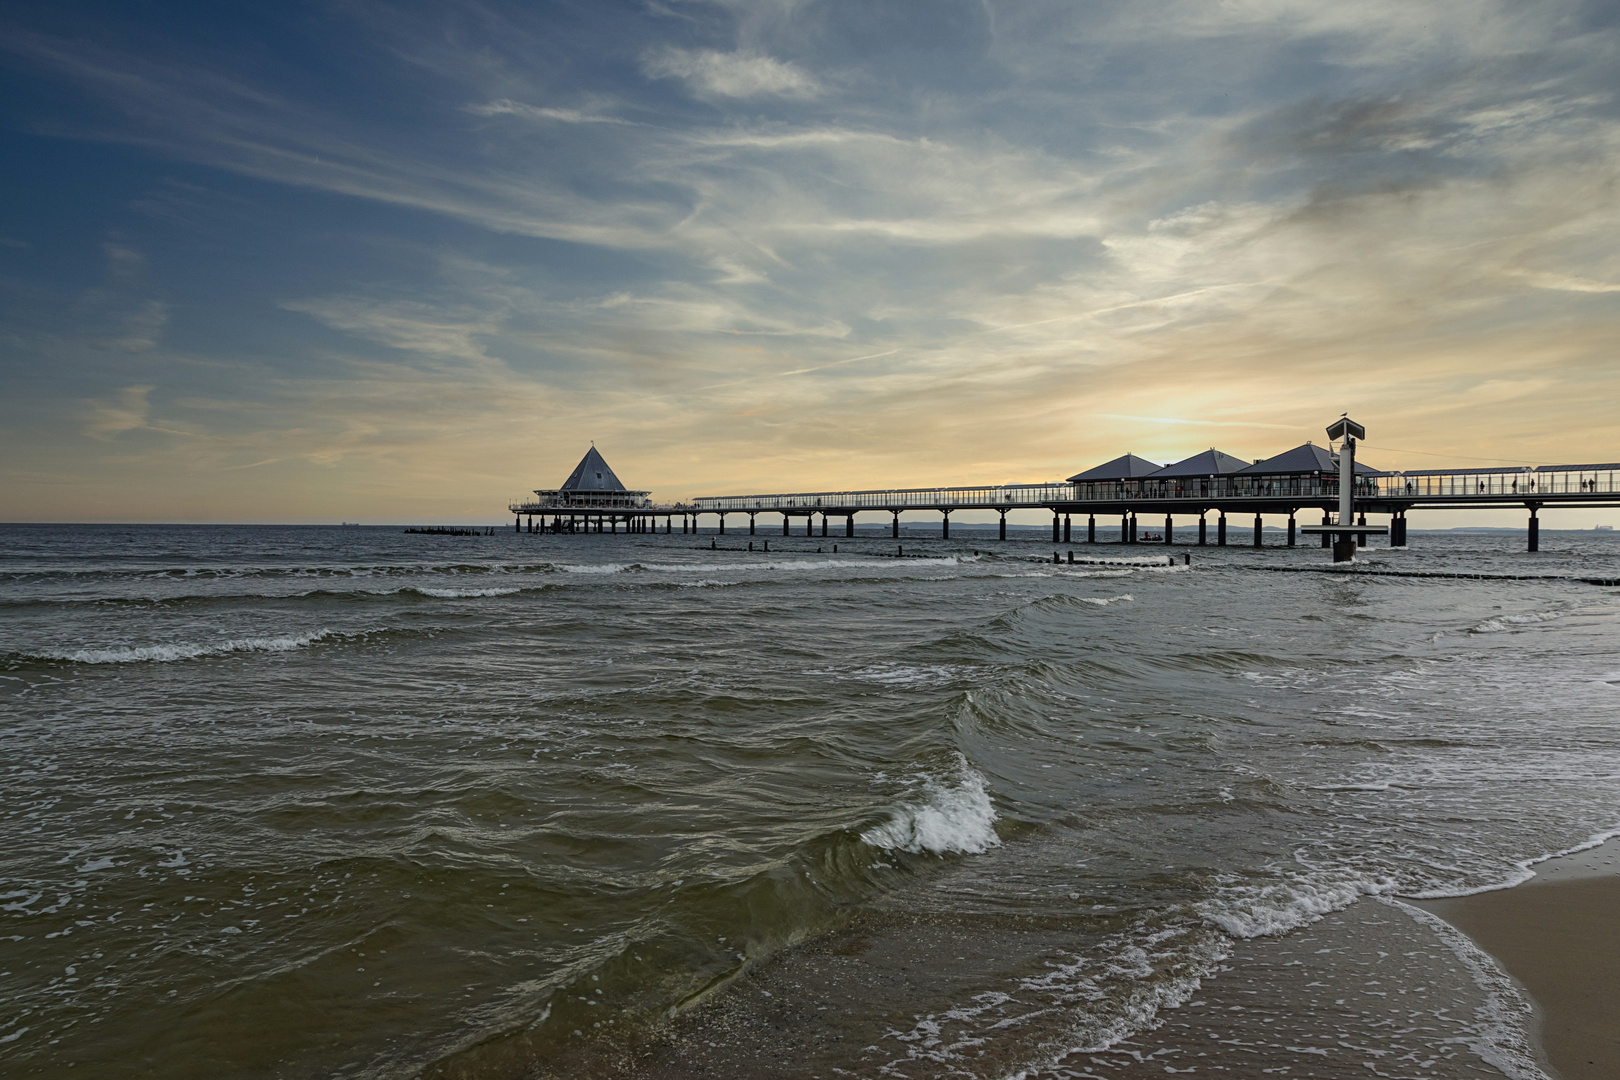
<box><xmin>642</xmin><ymin>47</ymin><xmax>820</xmax><ymax>100</ymax></box>
<box><xmin>83</xmin><ymin>385</ymin><xmax>153</xmax><ymax>440</ymax></box>
<box><xmin>466</xmin><ymin>99</ymin><xmax>638</xmax><ymax>125</ymax></box>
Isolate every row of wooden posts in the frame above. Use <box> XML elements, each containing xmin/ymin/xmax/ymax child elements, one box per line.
<box><xmin>517</xmin><ymin>509</ymin><xmax>1413</xmax><ymax>548</ymax></box>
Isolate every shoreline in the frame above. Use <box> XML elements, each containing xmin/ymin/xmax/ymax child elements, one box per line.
<box><xmin>523</xmin><ymin>839</ymin><xmax>1620</xmax><ymax>1079</ymax></box>
<box><xmin>1414</xmin><ymin>836</ymin><xmax>1620</xmax><ymax>1080</ymax></box>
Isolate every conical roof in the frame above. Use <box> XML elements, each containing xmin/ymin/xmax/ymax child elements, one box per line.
<box><xmin>559</xmin><ymin>447</ymin><xmax>627</xmax><ymax>491</ymax></box>
<box><xmin>1067</xmin><ymin>453</ymin><xmax>1163</xmax><ymax>483</ymax></box>
<box><xmin>1147</xmin><ymin>448</ymin><xmax>1249</xmax><ymax>478</ymax></box>
<box><xmin>1235</xmin><ymin>442</ymin><xmax>1379</xmax><ymax>476</ymax></box>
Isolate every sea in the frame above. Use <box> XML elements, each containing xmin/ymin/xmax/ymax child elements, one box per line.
<box><xmin>2</xmin><ymin>522</ymin><xmax>1618</xmax><ymax>1079</ymax></box>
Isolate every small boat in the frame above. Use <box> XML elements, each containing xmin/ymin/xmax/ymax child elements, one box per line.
<box><xmin>1139</xmin><ymin>532</ymin><xmax>1163</xmax><ymax>542</ymax></box>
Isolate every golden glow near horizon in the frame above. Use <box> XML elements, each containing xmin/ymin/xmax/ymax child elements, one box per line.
<box><xmin>0</xmin><ymin>3</ymin><xmax>1616</xmax><ymax>527</ymax></box>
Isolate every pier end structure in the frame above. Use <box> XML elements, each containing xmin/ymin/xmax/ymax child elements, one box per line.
<box><xmin>510</xmin><ymin>447</ymin><xmax>693</xmax><ymax>534</ymax></box>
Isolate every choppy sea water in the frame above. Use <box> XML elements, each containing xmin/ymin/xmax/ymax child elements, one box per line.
<box><xmin>2</xmin><ymin>523</ymin><xmax>1618</xmax><ymax>1079</ymax></box>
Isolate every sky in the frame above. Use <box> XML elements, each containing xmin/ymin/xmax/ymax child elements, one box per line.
<box><xmin>1</xmin><ymin>0</ymin><xmax>1618</xmax><ymax>525</ymax></box>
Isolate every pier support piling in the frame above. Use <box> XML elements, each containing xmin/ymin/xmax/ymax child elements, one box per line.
<box><xmin>1321</xmin><ymin>513</ymin><xmax>1331</xmax><ymax>548</ymax></box>
<box><xmin>1088</xmin><ymin>514</ymin><xmax>1096</xmax><ymax>544</ymax></box>
<box><xmin>718</xmin><ymin>514</ymin><xmax>726</xmax><ymax>536</ymax></box>
<box><xmin>1052</xmin><ymin>512</ymin><xmax>1061</xmax><ymax>543</ymax></box>
<box><xmin>1198</xmin><ymin>513</ymin><xmax>1207</xmax><ymax>546</ymax></box>
<box><xmin>1528</xmin><ymin>506</ymin><xmax>1540</xmax><ymax>552</ymax></box>
<box><xmin>1287</xmin><ymin>514</ymin><xmax>1296</xmax><ymax>547</ymax></box>
<box><xmin>749</xmin><ymin>514</ymin><xmax>756</xmax><ymax>536</ymax></box>
<box><xmin>942</xmin><ymin>510</ymin><xmax>950</xmax><ymax>539</ymax></box>
<box><xmin>999</xmin><ymin>511</ymin><xmax>1007</xmax><ymax>541</ymax></box>
<box><xmin>783</xmin><ymin>514</ymin><xmax>790</xmax><ymax>536</ymax></box>
<box><xmin>1218</xmin><ymin>514</ymin><xmax>1227</xmax><ymax>546</ymax></box>
<box><xmin>892</xmin><ymin>512</ymin><xmax>900</xmax><ymax>539</ymax></box>
<box><xmin>822</xmin><ymin>515</ymin><xmax>829</xmax><ymax>537</ymax></box>
<box><xmin>846</xmin><ymin>514</ymin><xmax>855</xmax><ymax>537</ymax></box>
<box><xmin>1064</xmin><ymin>514</ymin><xmax>1072</xmax><ymax>543</ymax></box>
<box><xmin>1165</xmin><ymin>514</ymin><xmax>1173</xmax><ymax>545</ymax></box>
<box><xmin>1357</xmin><ymin>513</ymin><xmax>1367</xmax><ymax>548</ymax></box>
<box><xmin>1253</xmin><ymin>514</ymin><xmax>1263</xmax><ymax>547</ymax></box>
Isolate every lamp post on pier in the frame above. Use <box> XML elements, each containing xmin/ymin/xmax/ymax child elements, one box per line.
<box><xmin>1301</xmin><ymin>415</ymin><xmax>1387</xmax><ymax>561</ymax></box>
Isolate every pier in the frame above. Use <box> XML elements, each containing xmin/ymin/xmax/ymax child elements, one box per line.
<box><xmin>510</xmin><ymin>425</ymin><xmax>1620</xmax><ymax>556</ymax></box>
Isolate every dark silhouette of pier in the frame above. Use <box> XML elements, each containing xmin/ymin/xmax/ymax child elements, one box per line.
<box><xmin>510</xmin><ymin>427</ymin><xmax>1620</xmax><ymax>555</ymax></box>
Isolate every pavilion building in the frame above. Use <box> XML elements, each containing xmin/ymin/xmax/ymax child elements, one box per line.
<box><xmin>511</xmin><ymin>447</ymin><xmax>666</xmax><ymax>534</ymax></box>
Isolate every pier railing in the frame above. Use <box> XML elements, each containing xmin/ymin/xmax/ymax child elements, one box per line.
<box><xmin>686</xmin><ymin>465</ymin><xmax>1619</xmax><ymax>514</ymax></box>
<box><xmin>691</xmin><ymin>483</ymin><xmax>1072</xmax><ymax>513</ymax></box>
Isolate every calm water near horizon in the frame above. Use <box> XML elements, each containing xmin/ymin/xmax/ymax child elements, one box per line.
<box><xmin>3</xmin><ymin>523</ymin><xmax>1619</xmax><ymax>1078</ymax></box>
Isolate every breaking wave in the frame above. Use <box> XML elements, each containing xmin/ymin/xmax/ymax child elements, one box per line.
<box><xmin>20</xmin><ymin>630</ymin><xmax>340</xmax><ymax>665</ymax></box>
<box><xmin>405</xmin><ymin>585</ymin><xmax>523</xmax><ymax>599</ymax></box>
<box><xmin>861</xmin><ymin>756</ymin><xmax>1000</xmax><ymax>855</ymax></box>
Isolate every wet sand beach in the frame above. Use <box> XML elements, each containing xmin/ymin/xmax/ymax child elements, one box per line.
<box><xmin>531</xmin><ymin>900</ymin><xmax>1536</xmax><ymax>1079</ymax></box>
<box><xmin>535</xmin><ymin>843</ymin><xmax>1620</xmax><ymax>1079</ymax></box>
<box><xmin>1417</xmin><ymin>838</ymin><xmax>1620</xmax><ymax>1080</ymax></box>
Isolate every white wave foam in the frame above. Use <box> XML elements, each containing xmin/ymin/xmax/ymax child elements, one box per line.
<box><xmin>32</xmin><ymin>631</ymin><xmax>334</xmax><ymax>664</ymax></box>
<box><xmin>1468</xmin><ymin>609</ymin><xmax>1564</xmax><ymax>634</ymax></box>
<box><xmin>408</xmin><ymin>585</ymin><xmax>522</xmax><ymax>598</ymax></box>
<box><xmin>1195</xmin><ymin>875</ymin><xmax>1387</xmax><ymax>938</ymax></box>
<box><xmin>847</xmin><ymin>663</ymin><xmax>966</xmax><ymax>687</ymax></box>
<box><xmin>1406</xmin><ymin>825</ymin><xmax>1620</xmax><ymax>898</ymax></box>
<box><xmin>861</xmin><ymin>757</ymin><xmax>999</xmax><ymax>855</ymax></box>
<box><xmin>1077</xmin><ymin>594</ymin><xmax>1133</xmax><ymax>606</ymax></box>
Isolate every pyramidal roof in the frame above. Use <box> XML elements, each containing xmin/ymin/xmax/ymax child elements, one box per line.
<box><xmin>559</xmin><ymin>447</ymin><xmax>627</xmax><ymax>491</ymax></box>
<box><xmin>1235</xmin><ymin>442</ymin><xmax>1379</xmax><ymax>476</ymax></box>
<box><xmin>1067</xmin><ymin>453</ymin><xmax>1163</xmax><ymax>483</ymax></box>
<box><xmin>1147</xmin><ymin>448</ymin><xmax>1249</xmax><ymax>478</ymax></box>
